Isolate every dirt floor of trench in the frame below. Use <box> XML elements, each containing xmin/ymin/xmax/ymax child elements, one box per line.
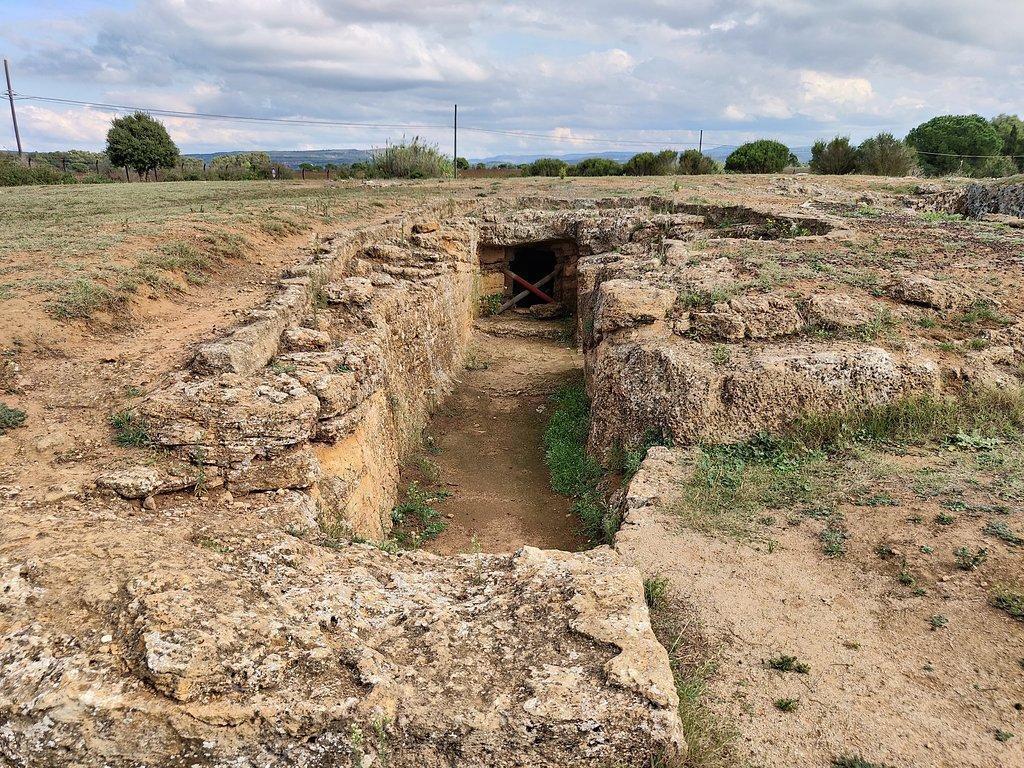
<box><xmin>403</xmin><ymin>314</ymin><xmax>587</xmax><ymax>554</ymax></box>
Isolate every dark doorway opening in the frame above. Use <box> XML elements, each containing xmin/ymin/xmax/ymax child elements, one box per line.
<box><xmin>508</xmin><ymin>244</ymin><xmax>558</xmax><ymax>308</ymax></box>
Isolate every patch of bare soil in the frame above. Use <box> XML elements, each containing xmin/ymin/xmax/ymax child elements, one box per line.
<box><xmin>410</xmin><ymin>315</ymin><xmax>587</xmax><ymax>554</ymax></box>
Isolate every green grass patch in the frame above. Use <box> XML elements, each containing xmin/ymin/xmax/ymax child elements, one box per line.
<box><xmin>786</xmin><ymin>389</ymin><xmax>1024</xmax><ymax>451</ymax></box>
<box><xmin>543</xmin><ymin>382</ymin><xmax>619</xmax><ymax>543</ymax></box>
<box><xmin>991</xmin><ymin>587</ymin><xmax>1024</xmax><ymax>621</ymax></box>
<box><xmin>110</xmin><ymin>409</ymin><xmax>151</xmax><ymax>447</ymax></box>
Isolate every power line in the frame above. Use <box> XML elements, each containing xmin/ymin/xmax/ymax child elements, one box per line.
<box><xmin>9</xmin><ymin>92</ymin><xmax>715</xmax><ymax>149</ymax></box>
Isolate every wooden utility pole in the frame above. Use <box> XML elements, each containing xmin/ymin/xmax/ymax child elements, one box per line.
<box><xmin>453</xmin><ymin>103</ymin><xmax>458</xmax><ymax>179</ymax></box>
<box><xmin>3</xmin><ymin>58</ymin><xmax>23</xmax><ymax>157</ymax></box>
<box><xmin>698</xmin><ymin>129</ymin><xmax>703</xmax><ymax>155</ymax></box>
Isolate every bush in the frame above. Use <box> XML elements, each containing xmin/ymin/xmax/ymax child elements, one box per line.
<box><xmin>0</xmin><ymin>158</ymin><xmax>77</xmax><ymax>186</ymax></box>
<box><xmin>571</xmin><ymin>157</ymin><xmax>623</xmax><ymax>176</ymax></box>
<box><xmin>369</xmin><ymin>137</ymin><xmax>452</xmax><ymax>179</ymax></box>
<box><xmin>622</xmin><ymin>150</ymin><xmax>677</xmax><ymax>176</ymax></box>
<box><xmin>974</xmin><ymin>155</ymin><xmax>1020</xmax><ymax>178</ymax></box>
<box><xmin>810</xmin><ymin>137</ymin><xmax>857</xmax><ymax>175</ymax></box>
<box><xmin>678</xmin><ymin>149</ymin><xmax>719</xmax><ymax>175</ymax></box>
<box><xmin>725</xmin><ymin>140</ymin><xmax>795</xmax><ymax>173</ymax></box>
<box><xmin>855</xmin><ymin>133</ymin><xmax>919</xmax><ymax>176</ymax></box>
<box><xmin>209</xmin><ymin>152</ymin><xmax>274</xmax><ymax>180</ymax></box>
<box><xmin>524</xmin><ymin>157</ymin><xmax>570</xmax><ymax>177</ymax></box>
<box><xmin>906</xmin><ymin>114</ymin><xmax>1003</xmax><ymax>176</ymax></box>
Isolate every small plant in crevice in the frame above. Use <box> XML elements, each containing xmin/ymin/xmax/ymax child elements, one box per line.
<box><xmin>766</xmin><ymin>654</ymin><xmax>810</xmax><ymax>674</ymax></box>
<box><xmin>0</xmin><ymin>402</ymin><xmax>26</xmax><ymax>434</ymax></box>
<box><xmin>478</xmin><ymin>292</ymin><xmax>504</xmax><ymax>317</ymax></box>
<box><xmin>389</xmin><ymin>481</ymin><xmax>451</xmax><ymax>548</ymax></box>
<box><xmin>110</xmin><ymin>409</ymin><xmax>151</xmax><ymax>447</ymax></box>
<box><xmin>644</xmin><ymin>575</ymin><xmax>669</xmax><ymax>609</ymax></box>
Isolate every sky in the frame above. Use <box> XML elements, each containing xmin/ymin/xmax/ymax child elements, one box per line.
<box><xmin>1</xmin><ymin>0</ymin><xmax>1022</xmax><ymax>157</ymax></box>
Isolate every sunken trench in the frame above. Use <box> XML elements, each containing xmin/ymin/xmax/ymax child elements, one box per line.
<box><xmin>4</xmin><ymin>195</ymin><xmax>872</xmax><ymax>768</ymax></box>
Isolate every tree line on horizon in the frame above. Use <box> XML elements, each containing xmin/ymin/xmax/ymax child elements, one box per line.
<box><xmin>2</xmin><ymin>111</ymin><xmax>1023</xmax><ymax>187</ymax></box>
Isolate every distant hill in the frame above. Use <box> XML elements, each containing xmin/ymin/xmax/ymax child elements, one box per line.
<box><xmin>186</xmin><ymin>149</ymin><xmax>374</xmax><ymax>169</ymax></box>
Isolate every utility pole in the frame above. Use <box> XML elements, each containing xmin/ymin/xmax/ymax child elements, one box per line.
<box><xmin>453</xmin><ymin>103</ymin><xmax>458</xmax><ymax>180</ymax></box>
<box><xmin>4</xmin><ymin>58</ymin><xmax>23</xmax><ymax>157</ymax></box>
<box><xmin>698</xmin><ymin>129</ymin><xmax>703</xmax><ymax>156</ymax></box>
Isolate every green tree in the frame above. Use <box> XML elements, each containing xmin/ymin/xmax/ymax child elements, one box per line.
<box><xmin>725</xmin><ymin>140</ymin><xmax>795</xmax><ymax>173</ymax></box>
<box><xmin>622</xmin><ymin>150</ymin><xmax>678</xmax><ymax>175</ymax></box>
<box><xmin>455</xmin><ymin>156</ymin><xmax>470</xmax><ymax>171</ymax></box>
<box><xmin>990</xmin><ymin>114</ymin><xmax>1024</xmax><ymax>172</ymax></box>
<box><xmin>105</xmin><ymin>111</ymin><xmax>179</xmax><ymax>180</ymax></box>
<box><xmin>678</xmin><ymin>149</ymin><xmax>719</xmax><ymax>175</ymax></box>
<box><xmin>905</xmin><ymin>114</ymin><xmax>1002</xmax><ymax>177</ymax></box>
<box><xmin>571</xmin><ymin>157</ymin><xmax>623</xmax><ymax>176</ymax></box>
<box><xmin>809</xmin><ymin>137</ymin><xmax>857</xmax><ymax>174</ymax></box>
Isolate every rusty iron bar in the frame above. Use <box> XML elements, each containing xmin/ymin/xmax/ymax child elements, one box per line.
<box><xmin>497</xmin><ymin>268</ymin><xmax>558</xmax><ymax>314</ymax></box>
<box><xmin>502</xmin><ymin>268</ymin><xmax>554</xmax><ymax>304</ymax></box>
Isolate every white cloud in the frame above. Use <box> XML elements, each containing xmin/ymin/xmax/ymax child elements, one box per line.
<box><xmin>800</xmin><ymin>70</ymin><xmax>875</xmax><ymax>106</ymax></box>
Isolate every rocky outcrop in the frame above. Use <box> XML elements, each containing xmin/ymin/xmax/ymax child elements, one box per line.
<box><xmin>806</xmin><ymin>293</ymin><xmax>880</xmax><ymax>331</ymax></box>
<box><xmin>588</xmin><ymin>336</ymin><xmax>940</xmax><ymax>452</ymax></box>
<box><xmin>889</xmin><ymin>274</ymin><xmax>978</xmax><ymax>311</ymax></box>
<box><xmin>0</xmin><ymin>521</ymin><xmax>685</xmax><ymax>768</ymax></box>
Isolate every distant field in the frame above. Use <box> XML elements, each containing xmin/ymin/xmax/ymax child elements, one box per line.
<box><xmin>0</xmin><ymin>179</ymin><xmax>449</xmax><ymax>321</ymax></box>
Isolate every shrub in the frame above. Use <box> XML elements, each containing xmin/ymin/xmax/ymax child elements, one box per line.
<box><xmin>209</xmin><ymin>152</ymin><xmax>275</xmax><ymax>180</ymax></box>
<box><xmin>725</xmin><ymin>140</ymin><xmax>795</xmax><ymax>173</ymax></box>
<box><xmin>622</xmin><ymin>150</ymin><xmax>677</xmax><ymax>176</ymax></box>
<box><xmin>678</xmin><ymin>149</ymin><xmax>719</xmax><ymax>175</ymax></box>
<box><xmin>0</xmin><ymin>402</ymin><xmax>26</xmax><ymax>434</ymax></box>
<box><xmin>0</xmin><ymin>157</ymin><xmax>78</xmax><ymax>186</ymax></box>
<box><xmin>810</xmin><ymin>137</ymin><xmax>857</xmax><ymax>174</ymax></box>
<box><xmin>905</xmin><ymin>114</ymin><xmax>1003</xmax><ymax>177</ymax></box>
<box><xmin>524</xmin><ymin>157</ymin><xmax>569</xmax><ymax>177</ymax></box>
<box><xmin>974</xmin><ymin>155</ymin><xmax>1019</xmax><ymax>178</ymax></box>
<box><xmin>855</xmin><ymin>133</ymin><xmax>919</xmax><ymax>176</ymax></box>
<box><xmin>571</xmin><ymin>157</ymin><xmax>623</xmax><ymax>176</ymax></box>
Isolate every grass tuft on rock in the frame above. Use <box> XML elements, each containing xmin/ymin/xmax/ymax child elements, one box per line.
<box><xmin>110</xmin><ymin>409</ymin><xmax>151</xmax><ymax>447</ymax></box>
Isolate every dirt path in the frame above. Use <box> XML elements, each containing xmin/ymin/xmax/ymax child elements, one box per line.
<box><xmin>419</xmin><ymin>316</ymin><xmax>586</xmax><ymax>554</ymax></box>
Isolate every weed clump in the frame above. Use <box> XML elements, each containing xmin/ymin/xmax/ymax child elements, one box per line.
<box><xmin>0</xmin><ymin>402</ymin><xmax>26</xmax><ymax>434</ymax></box>
<box><xmin>389</xmin><ymin>482</ymin><xmax>450</xmax><ymax>548</ymax></box>
<box><xmin>110</xmin><ymin>409</ymin><xmax>151</xmax><ymax>447</ymax></box>
<box><xmin>767</xmin><ymin>654</ymin><xmax>810</xmax><ymax>674</ymax></box>
<box><xmin>991</xmin><ymin>588</ymin><xmax>1024</xmax><ymax>621</ymax></box>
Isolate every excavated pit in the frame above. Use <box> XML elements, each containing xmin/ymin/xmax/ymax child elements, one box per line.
<box><xmin>11</xmin><ymin>194</ymin><xmax>909</xmax><ymax>768</ymax></box>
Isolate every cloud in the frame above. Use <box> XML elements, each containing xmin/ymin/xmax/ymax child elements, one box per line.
<box><xmin>1</xmin><ymin>0</ymin><xmax>1021</xmax><ymax>153</ymax></box>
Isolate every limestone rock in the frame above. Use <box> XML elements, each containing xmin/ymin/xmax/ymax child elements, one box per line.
<box><xmin>889</xmin><ymin>274</ymin><xmax>977</xmax><ymax>311</ymax></box>
<box><xmin>96</xmin><ymin>466</ymin><xmax>163</xmax><ymax>499</ymax></box>
<box><xmin>226</xmin><ymin>446</ymin><xmax>322</xmax><ymax>494</ymax></box>
<box><xmin>806</xmin><ymin>293</ymin><xmax>879</xmax><ymax>330</ymax></box>
<box><xmin>594</xmin><ymin>279</ymin><xmax>676</xmax><ymax>335</ymax></box>
<box><xmin>281</xmin><ymin>326</ymin><xmax>332</xmax><ymax>351</ymax></box>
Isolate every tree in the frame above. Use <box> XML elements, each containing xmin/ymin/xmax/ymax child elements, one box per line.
<box><xmin>905</xmin><ymin>114</ymin><xmax>1002</xmax><ymax>177</ymax></box>
<box><xmin>809</xmin><ymin>137</ymin><xmax>857</xmax><ymax>175</ymax></box>
<box><xmin>990</xmin><ymin>114</ymin><xmax>1024</xmax><ymax>172</ymax></box>
<box><xmin>455</xmin><ymin>157</ymin><xmax>470</xmax><ymax>171</ymax></box>
<box><xmin>571</xmin><ymin>157</ymin><xmax>623</xmax><ymax>176</ymax></box>
<box><xmin>855</xmin><ymin>133</ymin><xmax>918</xmax><ymax>176</ymax></box>
<box><xmin>725</xmin><ymin>140</ymin><xmax>794</xmax><ymax>173</ymax></box>
<box><xmin>678</xmin><ymin>149</ymin><xmax>719</xmax><ymax>175</ymax></box>
<box><xmin>622</xmin><ymin>150</ymin><xmax>677</xmax><ymax>176</ymax></box>
<box><xmin>105</xmin><ymin>111</ymin><xmax>179</xmax><ymax>180</ymax></box>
